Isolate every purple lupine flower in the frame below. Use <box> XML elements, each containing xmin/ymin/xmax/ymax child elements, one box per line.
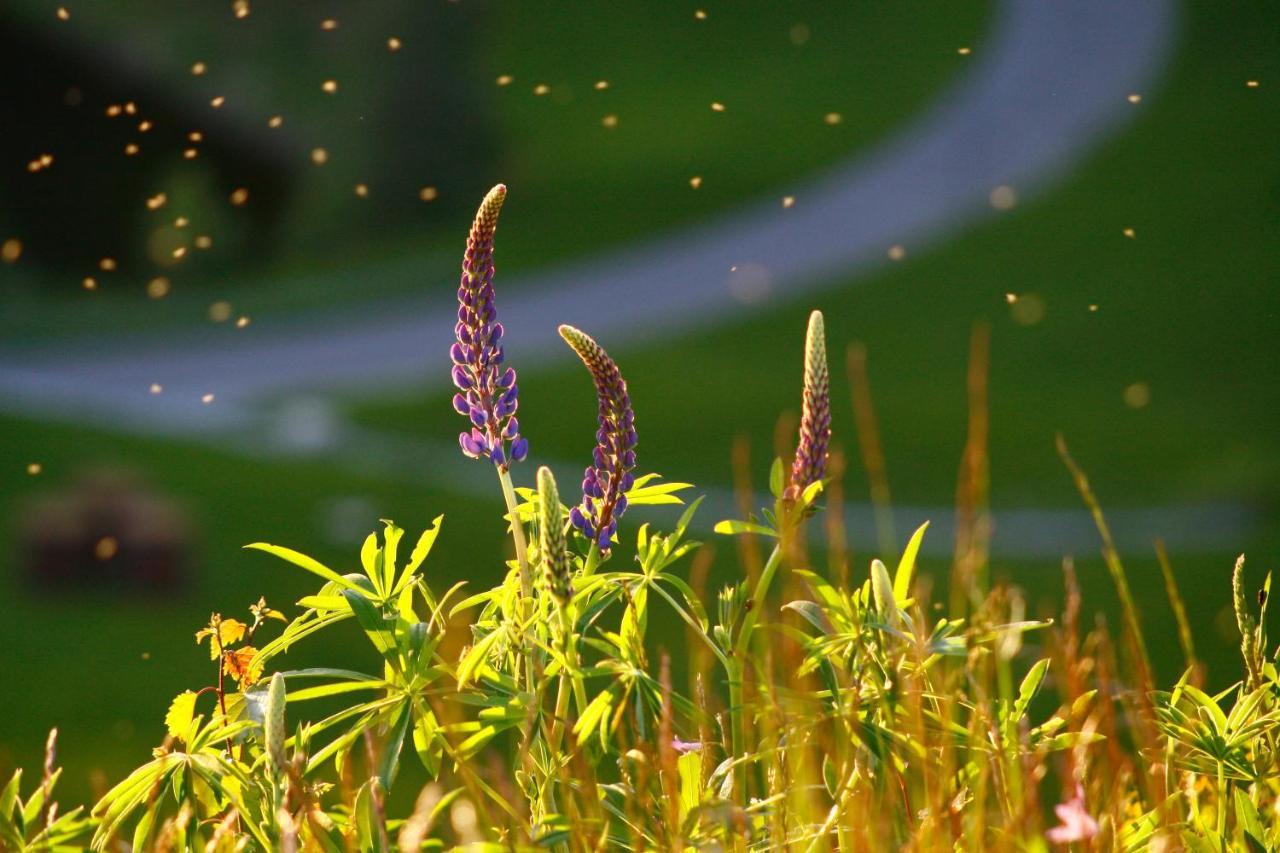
<box><xmin>558</xmin><ymin>325</ymin><xmax>637</xmax><ymax>551</ymax></box>
<box><xmin>785</xmin><ymin>310</ymin><xmax>830</xmax><ymax>501</ymax></box>
<box><xmin>451</xmin><ymin>184</ymin><xmax>528</xmax><ymax>469</ymax></box>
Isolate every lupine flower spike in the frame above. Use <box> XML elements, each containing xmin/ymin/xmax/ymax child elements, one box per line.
<box><xmin>451</xmin><ymin>184</ymin><xmax>529</xmax><ymax>469</ymax></box>
<box><xmin>558</xmin><ymin>325</ymin><xmax>637</xmax><ymax>551</ymax></box>
<box><xmin>785</xmin><ymin>309</ymin><xmax>831</xmax><ymax>502</ymax></box>
<box><xmin>537</xmin><ymin>466</ymin><xmax>572</xmax><ymax>608</ymax></box>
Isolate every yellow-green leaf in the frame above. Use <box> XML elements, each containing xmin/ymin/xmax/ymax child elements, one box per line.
<box><xmin>165</xmin><ymin>691</ymin><xmax>198</xmax><ymax>741</ymax></box>
<box><xmin>893</xmin><ymin>521</ymin><xmax>929</xmax><ymax>604</ymax></box>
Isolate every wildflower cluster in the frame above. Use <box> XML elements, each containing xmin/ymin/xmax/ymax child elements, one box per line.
<box><xmin>17</xmin><ymin>184</ymin><xmax>1277</xmax><ymax>853</ymax></box>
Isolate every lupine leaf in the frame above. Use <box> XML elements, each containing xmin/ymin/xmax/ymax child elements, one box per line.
<box><xmin>713</xmin><ymin>519</ymin><xmax>776</xmax><ymax>537</ymax></box>
<box><xmin>769</xmin><ymin>458</ymin><xmax>785</xmax><ymax>499</ymax></box>
<box><xmin>344</xmin><ymin>590</ymin><xmax>398</xmax><ymax>661</ymax></box>
<box><xmin>245</xmin><ymin>543</ymin><xmax>365</xmax><ymax>593</ymax></box>
<box><xmin>395</xmin><ymin>516</ymin><xmax>444</xmax><ymax>595</ymax></box>
<box><xmin>457</xmin><ymin>627</ymin><xmax>505</xmax><ymax>687</ymax></box>
<box><xmin>893</xmin><ymin>521</ymin><xmax>929</xmax><ymax>603</ymax></box>
<box><xmin>1014</xmin><ymin>659</ymin><xmax>1050</xmax><ymax>721</ymax></box>
<box><xmin>870</xmin><ymin>559</ymin><xmax>897</xmax><ymax>626</ymax></box>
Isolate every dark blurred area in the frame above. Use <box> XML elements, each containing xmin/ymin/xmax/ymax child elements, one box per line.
<box><xmin>19</xmin><ymin>468</ymin><xmax>190</xmax><ymax>594</ymax></box>
<box><xmin>0</xmin><ymin>1</ymin><xmax>496</xmax><ymax>276</ymax></box>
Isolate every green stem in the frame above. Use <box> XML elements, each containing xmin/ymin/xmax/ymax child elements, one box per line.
<box><xmin>491</xmin><ymin>466</ymin><xmax>537</xmax><ymax>712</ymax></box>
<box><xmin>497</xmin><ymin>467</ymin><xmax>533</xmax><ymax>599</ymax></box>
<box><xmin>726</xmin><ymin>543</ymin><xmax>784</xmax><ymax>804</ymax></box>
<box><xmin>582</xmin><ymin>543</ymin><xmax>601</xmax><ymax>578</ymax></box>
<box><xmin>734</xmin><ymin>544</ymin><xmax>783</xmax><ymax>659</ymax></box>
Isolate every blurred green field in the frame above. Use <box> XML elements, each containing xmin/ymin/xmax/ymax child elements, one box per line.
<box><xmin>352</xmin><ymin>1</ymin><xmax>1280</xmax><ymax>511</ymax></box>
<box><xmin>0</xmin><ymin>0</ymin><xmax>991</xmax><ymax>803</ymax></box>
<box><xmin>1</xmin><ymin>0</ymin><xmax>988</xmax><ymax>340</ymax></box>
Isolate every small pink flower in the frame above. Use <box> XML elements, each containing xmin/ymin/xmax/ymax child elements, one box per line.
<box><xmin>671</xmin><ymin>737</ymin><xmax>701</xmax><ymax>754</ymax></box>
<box><xmin>1046</xmin><ymin>785</ymin><xmax>1098</xmax><ymax>845</ymax></box>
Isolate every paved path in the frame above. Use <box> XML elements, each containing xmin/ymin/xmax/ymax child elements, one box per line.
<box><xmin>0</xmin><ymin>0</ymin><xmax>1217</xmax><ymax>558</ymax></box>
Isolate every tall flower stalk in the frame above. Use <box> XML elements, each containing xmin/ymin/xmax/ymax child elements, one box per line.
<box><xmin>451</xmin><ymin>185</ymin><xmax>534</xmax><ymax>677</ymax></box>
<box><xmin>727</xmin><ymin>310</ymin><xmax>830</xmax><ymax>798</ymax></box>
<box><xmin>785</xmin><ymin>309</ymin><xmax>831</xmax><ymax>502</ymax></box>
<box><xmin>558</xmin><ymin>325</ymin><xmax>637</xmax><ymax>553</ymax></box>
<box><xmin>451</xmin><ymin>183</ymin><xmax>529</xmax><ymax>470</ymax></box>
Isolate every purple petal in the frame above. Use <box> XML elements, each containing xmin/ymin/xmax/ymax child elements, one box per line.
<box><xmin>503</xmin><ymin>417</ymin><xmax>520</xmax><ymax>438</ymax></box>
<box><xmin>452</xmin><ymin>366</ymin><xmax>472</xmax><ymax>390</ymax></box>
<box><xmin>469</xmin><ymin>407</ymin><xmax>488</xmax><ymax>429</ymax></box>
<box><xmin>510</xmin><ymin>437</ymin><xmax>529</xmax><ymax>462</ymax></box>
<box><xmin>450</xmin><ymin>343</ymin><xmax>467</xmax><ymax>365</ymax></box>
<box><xmin>459</xmin><ymin>432</ymin><xmax>483</xmax><ymax>458</ymax></box>
<box><xmin>490</xmin><ymin>444</ymin><xmax>506</xmax><ymax>466</ymax></box>
<box><xmin>452</xmin><ymin>394</ymin><xmax>470</xmax><ymax>416</ymax></box>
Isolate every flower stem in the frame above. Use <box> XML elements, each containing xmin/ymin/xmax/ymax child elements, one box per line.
<box><xmin>497</xmin><ymin>466</ymin><xmax>538</xmax><ymax>699</ymax></box>
<box><xmin>726</xmin><ymin>542</ymin><xmax>784</xmax><ymax>802</ymax></box>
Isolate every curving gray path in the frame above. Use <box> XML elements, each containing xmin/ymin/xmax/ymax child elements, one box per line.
<box><xmin>1</xmin><ymin>0</ymin><xmax>1177</xmax><ymax>429</ymax></box>
<box><xmin>0</xmin><ymin>0</ymin><xmax>1216</xmax><ymax>558</ymax></box>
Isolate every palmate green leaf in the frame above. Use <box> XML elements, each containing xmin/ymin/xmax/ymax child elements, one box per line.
<box><xmin>244</xmin><ymin>542</ymin><xmax>365</xmax><ymax>594</ymax></box>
